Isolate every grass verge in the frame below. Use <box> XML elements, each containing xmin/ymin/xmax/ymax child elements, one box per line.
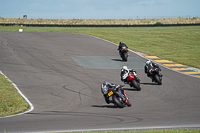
<box><xmin>0</xmin><ymin>72</ymin><xmax>29</xmax><ymax>117</ymax></box>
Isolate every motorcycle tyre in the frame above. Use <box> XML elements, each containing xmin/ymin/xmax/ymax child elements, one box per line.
<box><xmin>112</xmin><ymin>95</ymin><xmax>125</xmax><ymax>108</ymax></box>
<box><xmin>131</xmin><ymin>79</ymin><xmax>141</xmax><ymax>91</ymax></box>
<box><xmin>122</xmin><ymin>53</ymin><xmax>128</xmax><ymax>61</ymax></box>
<box><xmin>154</xmin><ymin>74</ymin><xmax>162</xmax><ymax>85</ymax></box>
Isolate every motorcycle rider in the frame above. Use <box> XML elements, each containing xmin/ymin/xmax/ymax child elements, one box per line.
<box><xmin>101</xmin><ymin>81</ymin><xmax>129</xmax><ymax>104</ymax></box>
<box><xmin>120</xmin><ymin>66</ymin><xmax>138</xmax><ymax>83</ymax></box>
<box><xmin>118</xmin><ymin>42</ymin><xmax>128</xmax><ymax>54</ymax></box>
<box><xmin>101</xmin><ymin>81</ymin><xmax>116</xmax><ymax>104</ymax></box>
<box><xmin>144</xmin><ymin>60</ymin><xmax>160</xmax><ymax>81</ymax></box>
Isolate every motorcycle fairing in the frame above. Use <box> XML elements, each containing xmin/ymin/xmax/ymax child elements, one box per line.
<box><xmin>126</xmin><ymin>74</ymin><xmax>135</xmax><ymax>81</ymax></box>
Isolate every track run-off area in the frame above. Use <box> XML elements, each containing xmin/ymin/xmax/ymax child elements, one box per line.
<box><xmin>0</xmin><ymin>31</ymin><xmax>200</xmax><ymax>133</ymax></box>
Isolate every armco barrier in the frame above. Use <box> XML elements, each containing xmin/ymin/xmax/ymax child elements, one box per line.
<box><xmin>1</xmin><ymin>23</ymin><xmax>200</xmax><ymax>27</ymax></box>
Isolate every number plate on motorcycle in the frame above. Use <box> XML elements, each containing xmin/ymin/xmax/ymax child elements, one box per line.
<box><xmin>108</xmin><ymin>91</ymin><xmax>113</xmax><ymax>96</ymax></box>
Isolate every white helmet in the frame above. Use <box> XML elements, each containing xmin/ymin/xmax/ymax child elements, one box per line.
<box><xmin>101</xmin><ymin>81</ymin><xmax>109</xmax><ymax>94</ymax></box>
<box><xmin>122</xmin><ymin>66</ymin><xmax>128</xmax><ymax>70</ymax></box>
<box><xmin>121</xmin><ymin>66</ymin><xmax>129</xmax><ymax>73</ymax></box>
<box><xmin>146</xmin><ymin>60</ymin><xmax>151</xmax><ymax>65</ymax></box>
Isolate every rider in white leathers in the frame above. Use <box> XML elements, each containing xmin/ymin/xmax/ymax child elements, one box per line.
<box><xmin>120</xmin><ymin>66</ymin><xmax>137</xmax><ymax>83</ymax></box>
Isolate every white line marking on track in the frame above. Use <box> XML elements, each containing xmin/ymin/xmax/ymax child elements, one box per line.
<box><xmin>0</xmin><ymin>71</ymin><xmax>34</xmax><ymax>118</ymax></box>
<box><xmin>33</xmin><ymin>124</ymin><xmax>200</xmax><ymax>133</ymax></box>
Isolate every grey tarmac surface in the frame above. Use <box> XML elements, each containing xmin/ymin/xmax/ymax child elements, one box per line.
<box><xmin>0</xmin><ymin>31</ymin><xmax>200</xmax><ymax>133</ymax></box>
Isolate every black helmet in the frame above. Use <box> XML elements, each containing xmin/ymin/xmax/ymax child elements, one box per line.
<box><xmin>153</xmin><ymin>63</ymin><xmax>159</xmax><ymax>68</ymax></box>
<box><xmin>119</xmin><ymin>42</ymin><xmax>123</xmax><ymax>45</ymax></box>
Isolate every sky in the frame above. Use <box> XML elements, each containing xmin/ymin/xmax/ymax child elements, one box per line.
<box><xmin>1</xmin><ymin>0</ymin><xmax>200</xmax><ymax>19</ymax></box>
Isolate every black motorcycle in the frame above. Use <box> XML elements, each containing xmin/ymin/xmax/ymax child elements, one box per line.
<box><xmin>145</xmin><ymin>62</ymin><xmax>163</xmax><ymax>85</ymax></box>
<box><xmin>118</xmin><ymin>46</ymin><xmax>129</xmax><ymax>61</ymax></box>
<box><xmin>151</xmin><ymin>67</ymin><xmax>163</xmax><ymax>85</ymax></box>
<box><xmin>145</xmin><ymin>66</ymin><xmax>163</xmax><ymax>85</ymax></box>
<box><xmin>107</xmin><ymin>85</ymin><xmax>131</xmax><ymax>108</ymax></box>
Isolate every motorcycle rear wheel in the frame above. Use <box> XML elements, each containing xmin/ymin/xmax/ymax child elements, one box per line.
<box><xmin>131</xmin><ymin>79</ymin><xmax>141</xmax><ymax>91</ymax></box>
<box><xmin>112</xmin><ymin>95</ymin><xmax>125</xmax><ymax>108</ymax></box>
<box><xmin>122</xmin><ymin>53</ymin><xmax>128</xmax><ymax>61</ymax></box>
<box><xmin>120</xmin><ymin>52</ymin><xmax>128</xmax><ymax>61</ymax></box>
<box><xmin>154</xmin><ymin>74</ymin><xmax>162</xmax><ymax>85</ymax></box>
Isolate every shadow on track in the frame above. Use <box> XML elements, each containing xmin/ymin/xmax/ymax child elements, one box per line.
<box><xmin>140</xmin><ymin>82</ymin><xmax>159</xmax><ymax>85</ymax></box>
<box><xmin>111</xmin><ymin>59</ymin><xmax>125</xmax><ymax>62</ymax></box>
<box><xmin>92</xmin><ymin>105</ymin><xmax>118</xmax><ymax>108</ymax></box>
<box><xmin>123</xmin><ymin>88</ymin><xmax>139</xmax><ymax>91</ymax></box>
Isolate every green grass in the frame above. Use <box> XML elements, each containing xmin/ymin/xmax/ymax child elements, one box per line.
<box><xmin>0</xmin><ymin>72</ymin><xmax>29</xmax><ymax>117</ymax></box>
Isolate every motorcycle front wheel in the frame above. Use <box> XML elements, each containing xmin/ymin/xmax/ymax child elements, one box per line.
<box><xmin>131</xmin><ymin>79</ymin><xmax>141</xmax><ymax>91</ymax></box>
<box><xmin>112</xmin><ymin>95</ymin><xmax>125</xmax><ymax>108</ymax></box>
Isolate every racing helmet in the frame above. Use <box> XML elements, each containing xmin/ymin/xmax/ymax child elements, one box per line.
<box><xmin>101</xmin><ymin>81</ymin><xmax>109</xmax><ymax>94</ymax></box>
<box><xmin>146</xmin><ymin>60</ymin><xmax>151</xmax><ymax>65</ymax></box>
<box><xmin>119</xmin><ymin>42</ymin><xmax>123</xmax><ymax>45</ymax></box>
<box><xmin>122</xmin><ymin>66</ymin><xmax>128</xmax><ymax>70</ymax></box>
<box><xmin>121</xmin><ymin>66</ymin><xmax>129</xmax><ymax>73</ymax></box>
<box><xmin>153</xmin><ymin>63</ymin><xmax>159</xmax><ymax>68</ymax></box>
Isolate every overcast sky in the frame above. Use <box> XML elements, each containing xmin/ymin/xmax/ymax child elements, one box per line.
<box><xmin>1</xmin><ymin>0</ymin><xmax>200</xmax><ymax>19</ymax></box>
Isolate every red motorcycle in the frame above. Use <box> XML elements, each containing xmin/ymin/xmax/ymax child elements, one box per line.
<box><xmin>126</xmin><ymin>70</ymin><xmax>141</xmax><ymax>91</ymax></box>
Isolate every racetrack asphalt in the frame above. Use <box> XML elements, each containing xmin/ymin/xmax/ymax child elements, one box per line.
<box><xmin>0</xmin><ymin>31</ymin><xmax>200</xmax><ymax>133</ymax></box>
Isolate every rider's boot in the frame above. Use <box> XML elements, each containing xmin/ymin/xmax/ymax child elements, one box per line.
<box><xmin>123</xmin><ymin>91</ymin><xmax>128</xmax><ymax>103</ymax></box>
<box><xmin>126</xmin><ymin>100</ymin><xmax>132</xmax><ymax>107</ymax></box>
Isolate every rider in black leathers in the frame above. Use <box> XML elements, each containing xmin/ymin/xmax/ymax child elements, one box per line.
<box><xmin>101</xmin><ymin>81</ymin><xmax>129</xmax><ymax>104</ymax></box>
<box><xmin>118</xmin><ymin>42</ymin><xmax>128</xmax><ymax>54</ymax></box>
<box><xmin>144</xmin><ymin>60</ymin><xmax>160</xmax><ymax>81</ymax></box>
<box><xmin>101</xmin><ymin>81</ymin><xmax>116</xmax><ymax>104</ymax></box>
